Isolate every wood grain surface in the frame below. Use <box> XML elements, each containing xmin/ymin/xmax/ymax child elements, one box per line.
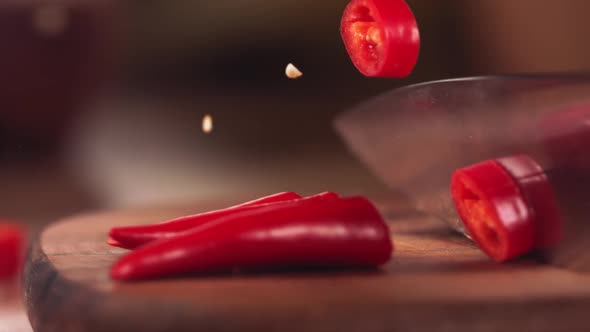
<box><xmin>0</xmin><ymin>282</ymin><xmax>31</xmax><ymax>332</ymax></box>
<box><xmin>24</xmin><ymin>196</ymin><xmax>590</xmax><ymax>332</ymax></box>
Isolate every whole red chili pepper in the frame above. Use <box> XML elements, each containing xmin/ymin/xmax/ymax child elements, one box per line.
<box><xmin>109</xmin><ymin>191</ymin><xmax>302</xmax><ymax>249</ymax></box>
<box><xmin>109</xmin><ymin>192</ymin><xmax>338</xmax><ymax>249</ymax></box>
<box><xmin>111</xmin><ymin>196</ymin><xmax>392</xmax><ymax>281</ymax></box>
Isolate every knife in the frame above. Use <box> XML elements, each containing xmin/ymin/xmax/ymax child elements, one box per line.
<box><xmin>334</xmin><ymin>74</ymin><xmax>590</xmax><ymax>234</ymax></box>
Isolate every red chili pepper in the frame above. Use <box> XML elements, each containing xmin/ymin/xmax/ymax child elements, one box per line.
<box><xmin>451</xmin><ymin>155</ymin><xmax>561</xmax><ymax>262</ymax></box>
<box><xmin>111</xmin><ymin>196</ymin><xmax>392</xmax><ymax>281</ymax></box>
<box><xmin>108</xmin><ymin>192</ymin><xmax>338</xmax><ymax>249</ymax></box>
<box><xmin>340</xmin><ymin>0</ymin><xmax>420</xmax><ymax>77</ymax></box>
<box><xmin>107</xmin><ymin>237</ymin><xmax>126</xmax><ymax>249</ymax></box>
<box><xmin>0</xmin><ymin>222</ymin><xmax>26</xmax><ymax>279</ymax></box>
<box><xmin>109</xmin><ymin>191</ymin><xmax>302</xmax><ymax>249</ymax></box>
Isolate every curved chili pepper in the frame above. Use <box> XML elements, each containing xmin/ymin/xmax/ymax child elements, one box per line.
<box><xmin>109</xmin><ymin>191</ymin><xmax>302</xmax><ymax>249</ymax></box>
<box><xmin>111</xmin><ymin>196</ymin><xmax>392</xmax><ymax>281</ymax></box>
<box><xmin>451</xmin><ymin>155</ymin><xmax>561</xmax><ymax>262</ymax></box>
<box><xmin>109</xmin><ymin>192</ymin><xmax>339</xmax><ymax>249</ymax></box>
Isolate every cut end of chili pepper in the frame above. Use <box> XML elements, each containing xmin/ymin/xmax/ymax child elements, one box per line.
<box><xmin>451</xmin><ymin>160</ymin><xmax>536</xmax><ymax>262</ymax></box>
<box><xmin>452</xmin><ymin>173</ymin><xmax>510</xmax><ymax>261</ymax></box>
<box><xmin>341</xmin><ymin>0</ymin><xmax>420</xmax><ymax>77</ymax></box>
<box><xmin>344</xmin><ymin>7</ymin><xmax>382</xmax><ymax>72</ymax></box>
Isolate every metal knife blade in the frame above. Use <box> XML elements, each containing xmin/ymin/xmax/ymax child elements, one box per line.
<box><xmin>334</xmin><ymin>74</ymin><xmax>590</xmax><ymax>231</ymax></box>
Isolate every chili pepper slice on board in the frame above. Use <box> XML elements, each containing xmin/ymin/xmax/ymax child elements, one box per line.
<box><xmin>109</xmin><ymin>192</ymin><xmax>338</xmax><ymax>249</ymax></box>
<box><xmin>111</xmin><ymin>196</ymin><xmax>392</xmax><ymax>281</ymax></box>
<box><xmin>0</xmin><ymin>222</ymin><xmax>26</xmax><ymax>279</ymax></box>
<box><xmin>451</xmin><ymin>155</ymin><xmax>561</xmax><ymax>262</ymax></box>
<box><xmin>340</xmin><ymin>0</ymin><xmax>420</xmax><ymax>77</ymax></box>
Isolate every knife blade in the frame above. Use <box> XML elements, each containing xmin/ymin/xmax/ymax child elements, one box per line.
<box><xmin>334</xmin><ymin>74</ymin><xmax>590</xmax><ymax>232</ymax></box>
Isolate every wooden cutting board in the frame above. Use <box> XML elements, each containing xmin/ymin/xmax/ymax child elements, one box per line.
<box><xmin>23</xmin><ymin>196</ymin><xmax>590</xmax><ymax>332</ymax></box>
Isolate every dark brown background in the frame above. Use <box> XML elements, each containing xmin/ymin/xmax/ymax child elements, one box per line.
<box><xmin>4</xmin><ymin>0</ymin><xmax>590</xmax><ymax>215</ymax></box>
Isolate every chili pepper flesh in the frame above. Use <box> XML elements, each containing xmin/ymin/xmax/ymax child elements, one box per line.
<box><xmin>452</xmin><ymin>173</ymin><xmax>513</xmax><ymax>261</ymax></box>
<box><xmin>345</xmin><ymin>7</ymin><xmax>382</xmax><ymax>72</ymax></box>
<box><xmin>341</xmin><ymin>0</ymin><xmax>420</xmax><ymax>77</ymax></box>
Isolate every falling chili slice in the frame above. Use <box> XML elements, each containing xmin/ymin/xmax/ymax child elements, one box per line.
<box><xmin>111</xmin><ymin>196</ymin><xmax>392</xmax><ymax>281</ymax></box>
<box><xmin>340</xmin><ymin>0</ymin><xmax>420</xmax><ymax>77</ymax></box>
<box><xmin>109</xmin><ymin>192</ymin><xmax>339</xmax><ymax>249</ymax></box>
<box><xmin>451</xmin><ymin>155</ymin><xmax>561</xmax><ymax>262</ymax></box>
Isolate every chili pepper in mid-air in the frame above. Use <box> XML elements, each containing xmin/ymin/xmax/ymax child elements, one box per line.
<box><xmin>340</xmin><ymin>0</ymin><xmax>420</xmax><ymax>77</ymax></box>
<box><xmin>111</xmin><ymin>196</ymin><xmax>392</xmax><ymax>281</ymax></box>
<box><xmin>108</xmin><ymin>192</ymin><xmax>339</xmax><ymax>249</ymax></box>
<box><xmin>0</xmin><ymin>222</ymin><xmax>26</xmax><ymax>279</ymax></box>
<box><xmin>451</xmin><ymin>155</ymin><xmax>562</xmax><ymax>262</ymax></box>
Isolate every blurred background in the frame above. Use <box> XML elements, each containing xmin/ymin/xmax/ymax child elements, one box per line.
<box><xmin>3</xmin><ymin>0</ymin><xmax>590</xmax><ymax>226</ymax></box>
<box><xmin>2</xmin><ymin>0</ymin><xmax>590</xmax><ymax>328</ymax></box>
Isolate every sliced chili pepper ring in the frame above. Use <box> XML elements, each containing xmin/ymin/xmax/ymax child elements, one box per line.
<box><xmin>340</xmin><ymin>0</ymin><xmax>420</xmax><ymax>77</ymax></box>
<box><xmin>451</xmin><ymin>160</ymin><xmax>535</xmax><ymax>262</ymax></box>
<box><xmin>111</xmin><ymin>196</ymin><xmax>392</xmax><ymax>281</ymax></box>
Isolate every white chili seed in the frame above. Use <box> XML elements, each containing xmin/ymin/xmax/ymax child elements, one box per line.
<box><xmin>285</xmin><ymin>63</ymin><xmax>303</xmax><ymax>79</ymax></box>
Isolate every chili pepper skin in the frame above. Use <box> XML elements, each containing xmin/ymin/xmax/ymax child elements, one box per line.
<box><xmin>109</xmin><ymin>192</ymin><xmax>340</xmax><ymax>250</ymax></box>
<box><xmin>451</xmin><ymin>155</ymin><xmax>561</xmax><ymax>262</ymax></box>
<box><xmin>0</xmin><ymin>223</ymin><xmax>26</xmax><ymax>279</ymax></box>
<box><xmin>496</xmin><ymin>155</ymin><xmax>562</xmax><ymax>250</ymax></box>
<box><xmin>109</xmin><ymin>191</ymin><xmax>304</xmax><ymax>249</ymax></box>
<box><xmin>340</xmin><ymin>0</ymin><xmax>420</xmax><ymax>77</ymax></box>
<box><xmin>107</xmin><ymin>237</ymin><xmax>127</xmax><ymax>249</ymax></box>
<box><xmin>111</xmin><ymin>196</ymin><xmax>392</xmax><ymax>281</ymax></box>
